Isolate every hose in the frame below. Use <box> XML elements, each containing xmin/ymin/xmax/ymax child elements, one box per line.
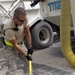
<box><xmin>60</xmin><ymin>0</ymin><xmax>75</xmax><ymax>67</ymax></box>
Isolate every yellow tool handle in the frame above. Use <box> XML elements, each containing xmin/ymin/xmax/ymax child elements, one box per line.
<box><xmin>29</xmin><ymin>60</ymin><xmax>32</xmax><ymax>75</ymax></box>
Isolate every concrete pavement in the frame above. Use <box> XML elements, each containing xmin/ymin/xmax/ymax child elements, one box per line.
<box><xmin>0</xmin><ymin>42</ymin><xmax>75</xmax><ymax>75</ymax></box>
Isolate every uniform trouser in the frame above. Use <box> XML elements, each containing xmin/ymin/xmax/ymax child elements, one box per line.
<box><xmin>4</xmin><ymin>44</ymin><xmax>29</xmax><ymax>75</ymax></box>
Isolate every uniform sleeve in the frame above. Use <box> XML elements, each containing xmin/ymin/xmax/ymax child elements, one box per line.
<box><xmin>5</xmin><ymin>29</ymin><xmax>15</xmax><ymax>40</ymax></box>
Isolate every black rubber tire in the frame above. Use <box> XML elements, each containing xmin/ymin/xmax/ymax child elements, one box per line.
<box><xmin>31</xmin><ymin>21</ymin><xmax>53</xmax><ymax>49</ymax></box>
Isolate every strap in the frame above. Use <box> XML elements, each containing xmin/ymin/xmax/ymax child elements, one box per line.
<box><xmin>3</xmin><ymin>27</ymin><xmax>19</xmax><ymax>35</ymax></box>
<box><xmin>4</xmin><ymin>40</ymin><xmax>22</xmax><ymax>47</ymax></box>
<box><xmin>4</xmin><ymin>40</ymin><xmax>13</xmax><ymax>46</ymax></box>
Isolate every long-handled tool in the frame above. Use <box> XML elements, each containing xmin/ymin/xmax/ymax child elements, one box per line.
<box><xmin>27</xmin><ymin>47</ymin><xmax>33</xmax><ymax>75</ymax></box>
<box><xmin>29</xmin><ymin>60</ymin><xmax>33</xmax><ymax>75</ymax></box>
<box><xmin>27</xmin><ymin>53</ymin><xmax>33</xmax><ymax>75</ymax></box>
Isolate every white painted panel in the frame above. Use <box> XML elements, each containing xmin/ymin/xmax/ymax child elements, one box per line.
<box><xmin>24</xmin><ymin>1</ymin><xmax>40</xmax><ymax>10</ymax></box>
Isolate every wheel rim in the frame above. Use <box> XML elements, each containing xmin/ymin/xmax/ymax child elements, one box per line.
<box><xmin>39</xmin><ymin>27</ymin><xmax>50</xmax><ymax>44</ymax></box>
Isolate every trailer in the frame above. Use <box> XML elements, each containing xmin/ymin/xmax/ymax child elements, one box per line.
<box><xmin>29</xmin><ymin>0</ymin><xmax>75</xmax><ymax>49</ymax></box>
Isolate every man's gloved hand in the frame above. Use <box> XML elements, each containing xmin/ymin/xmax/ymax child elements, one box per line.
<box><xmin>26</xmin><ymin>55</ymin><xmax>32</xmax><ymax>61</ymax></box>
<box><xmin>26</xmin><ymin>47</ymin><xmax>33</xmax><ymax>61</ymax></box>
<box><xmin>28</xmin><ymin>47</ymin><xmax>33</xmax><ymax>55</ymax></box>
